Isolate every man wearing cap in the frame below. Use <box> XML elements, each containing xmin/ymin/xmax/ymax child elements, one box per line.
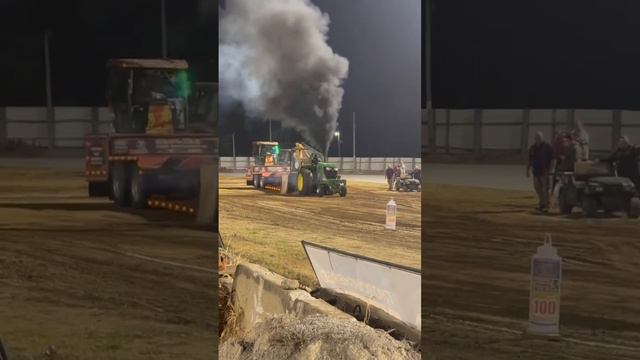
<box><xmin>385</xmin><ymin>165</ymin><xmax>394</xmax><ymax>190</ymax></box>
<box><xmin>605</xmin><ymin>136</ymin><xmax>639</xmax><ymax>189</ymax></box>
<box><xmin>527</xmin><ymin>131</ymin><xmax>556</xmax><ymax>213</ymax></box>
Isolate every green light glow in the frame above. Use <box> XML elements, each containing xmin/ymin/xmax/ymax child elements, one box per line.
<box><xmin>176</xmin><ymin>71</ymin><xmax>191</xmax><ymax>98</ymax></box>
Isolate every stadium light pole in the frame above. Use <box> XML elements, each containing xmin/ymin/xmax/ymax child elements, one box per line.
<box><xmin>161</xmin><ymin>0</ymin><xmax>167</xmax><ymax>58</ymax></box>
<box><xmin>352</xmin><ymin>112</ymin><xmax>356</xmax><ymax>171</ymax></box>
<box><xmin>232</xmin><ymin>132</ymin><xmax>236</xmax><ymax>169</ymax></box>
<box><xmin>425</xmin><ymin>0</ymin><xmax>435</xmax><ymax>154</ymax></box>
<box><xmin>44</xmin><ymin>30</ymin><xmax>54</xmax><ymax>150</ymax></box>
<box><xmin>334</xmin><ymin>130</ymin><xmax>341</xmax><ymax>158</ymax></box>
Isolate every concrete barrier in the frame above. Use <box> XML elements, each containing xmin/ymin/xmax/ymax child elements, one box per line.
<box><xmin>313</xmin><ymin>288</ymin><xmax>421</xmax><ymax>344</ymax></box>
<box><xmin>196</xmin><ymin>162</ymin><xmax>217</xmax><ymax>226</ymax></box>
<box><xmin>280</xmin><ymin>175</ymin><xmax>288</xmax><ymax>194</ymax></box>
<box><xmin>231</xmin><ymin>262</ymin><xmax>354</xmax><ymax>333</ymax></box>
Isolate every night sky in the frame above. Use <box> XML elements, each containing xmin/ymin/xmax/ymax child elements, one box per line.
<box><xmin>430</xmin><ymin>0</ymin><xmax>640</xmax><ymax>110</ymax></box>
<box><xmin>0</xmin><ymin>0</ymin><xmax>218</xmax><ymax>107</ymax></box>
<box><xmin>218</xmin><ymin>0</ymin><xmax>421</xmax><ymax>157</ymax></box>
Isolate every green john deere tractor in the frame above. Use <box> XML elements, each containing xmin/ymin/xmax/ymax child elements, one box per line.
<box><xmin>292</xmin><ymin>143</ymin><xmax>347</xmax><ymax>197</ymax></box>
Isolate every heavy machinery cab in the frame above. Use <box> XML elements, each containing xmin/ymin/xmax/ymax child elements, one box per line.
<box><xmin>85</xmin><ymin>58</ymin><xmax>218</xmax><ymax>214</ymax></box>
<box><xmin>252</xmin><ymin>141</ymin><xmax>281</xmax><ymax>166</ymax></box>
<box><xmin>106</xmin><ymin>59</ymin><xmax>192</xmax><ymax>134</ymax></box>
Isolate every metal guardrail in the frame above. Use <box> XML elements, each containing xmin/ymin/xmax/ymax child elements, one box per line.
<box><xmin>0</xmin><ymin>106</ymin><xmax>112</xmax><ymax>149</ymax></box>
<box><xmin>219</xmin><ymin>156</ymin><xmax>421</xmax><ymax>171</ymax></box>
<box><xmin>424</xmin><ymin>108</ymin><xmax>640</xmax><ymax>155</ymax></box>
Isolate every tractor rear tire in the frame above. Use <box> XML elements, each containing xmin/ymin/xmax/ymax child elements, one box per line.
<box><xmin>130</xmin><ymin>167</ymin><xmax>149</xmax><ymax>209</ymax></box>
<box><xmin>339</xmin><ymin>186</ymin><xmax>347</xmax><ymax>197</ymax></box>
<box><xmin>253</xmin><ymin>175</ymin><xmax>260</xmax><ymax>189</ymax></box>
<box><xmin>88</xmin><ymin>181</ymin><xmax>109</xmax><ymax>197</ymax></box>
<box><xmin>558</xmin><ymin>187</ymin><xmax>573</xmax><ymax>215</ymax></box>
<box><xmin>582</xmin><ymin>196</ymin><xmax>598</xmax><ymax>218</ymax></box>
<box><xmin>287</xmin><ymin>173</ymin><xmax>297</xmax><ymax>193</ymax></box>
<box><xmin>297</xmin><ymin>172</ymin><xmax>312</xmax><ymax>195</ymax></box>
<box><xmin>111</xmin><ymin>162</ymin><xmax>131</xmax><ymax>207</ymax></box>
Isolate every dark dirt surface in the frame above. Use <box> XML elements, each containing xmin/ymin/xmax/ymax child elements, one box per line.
<box><xmin>423</xmin><ymin>183</ymin><xmax>640</xmax><ymax>359</ymax></box>
<box><xmin>0</xmin><ymin>166</ymin><xmax>217</xmax><ymax>359</ymax></box>
<box><xmin>219</xmin><ymin>175</ymin><xmax>421</xmax><ymax>287</ymax></box>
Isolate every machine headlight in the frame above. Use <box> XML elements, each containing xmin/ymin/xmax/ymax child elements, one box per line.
<box><xmin>588</xmin><ymin>184</ymin><xmax>604</xmax><ymax>192</ymax></box>
<box><xmin>623</xmin><ymin>182</ymin><xmax>635</xmax><ymax>191</ymax></box>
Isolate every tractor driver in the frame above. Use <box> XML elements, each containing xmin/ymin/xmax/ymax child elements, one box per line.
<box><xmin>265</xmin><ymin>152</ymin><xmax>275</xmax><ymax>166</ymax></box>
<box><xmin>311</xmin><ymin>154</ymin><xmax>319</xmax><ymax>183</ymax></box>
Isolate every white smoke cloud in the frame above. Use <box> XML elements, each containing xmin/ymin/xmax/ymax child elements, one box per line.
<box><xmin>219</xmin><ymin>0</ymin><xmax>349</xmax><ymax>152</ymax></box>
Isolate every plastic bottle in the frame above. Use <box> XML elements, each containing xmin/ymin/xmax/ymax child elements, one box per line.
<box><xmin>527</xmin><ymin>233</ymin><xmax>562</xmax><ymax>336</ymax></box>
<box><xmin>385</xmin><ymin>198</ymin><xmax>397</xmax><ymax>230</ymax></box>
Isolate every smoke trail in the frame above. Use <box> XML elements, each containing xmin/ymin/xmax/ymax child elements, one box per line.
<box><xmin>219</xmin><ymin>0</ymin><xmax>349</xmax><ymax>152</ymax></box>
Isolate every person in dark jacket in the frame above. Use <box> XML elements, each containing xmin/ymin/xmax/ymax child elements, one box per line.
<box><xmin>606</xmin><ymin>136</ymin><xmax>640</xmax><ymax>188</ymax></box>
<box><xmin>412</xmin><ymin>166</ymin><xmax>422</xmax><ymax>182</ymax></box>
<box><xmin>385</xmin><ymin>166</ymin><xmax>394</xmax><ymax>190</ymax></box>
<box><xmin>527</xmin><ymin>131</ymin><xmax>556</xmax><ymax>213</ymax></box>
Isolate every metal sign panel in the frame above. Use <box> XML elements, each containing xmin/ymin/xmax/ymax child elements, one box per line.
<box><xmin>302</xmin><ymin>241</ymin><xmax>421</xmax><ymax>330</ymax></box>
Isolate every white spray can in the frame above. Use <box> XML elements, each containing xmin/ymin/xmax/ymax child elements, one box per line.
<box><xmin>527</xmin><ymin>233</ymin><xmax>561</xmax><ymax>336</ymax></box>
<box><xmin>385</xmin><ymin>198</ymin><xmax>397</xmax><ymax>230</ymax></box>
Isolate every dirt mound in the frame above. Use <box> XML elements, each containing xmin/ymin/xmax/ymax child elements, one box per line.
<box><xmin>219</xmin><ymin>314</ymin><xmax>420</xmax><ymax>360</ymax></box>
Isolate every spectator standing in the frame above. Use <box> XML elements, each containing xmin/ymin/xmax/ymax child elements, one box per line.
<box><xmin>527</xmin><ymin>131</ymin><xmax>555</xmax><ymax>213</ymax></box>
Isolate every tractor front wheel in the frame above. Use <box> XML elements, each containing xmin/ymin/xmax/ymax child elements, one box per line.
<box><xmin>582</xmin><ymin>196</ymin><xmax>598</xmax><ymax>218</ymax></box>
<box><xmin>339</xmin><ymin>185</ymin><xmax>347</xmax><ymax>197</ymax></box>
<box><xmin>558</xmin><ymin>187</ymin><xmax>573</xmax><ymax>215</ymax></box>
<box><xmin>628</xmin><ymin>198</ymin><xmax>640</xmax><ymax>219</ymax></box>
<box><xmin>111</xmin><ymin>162</ymin><xmax>131</xmax><ymax>207</ymax></box>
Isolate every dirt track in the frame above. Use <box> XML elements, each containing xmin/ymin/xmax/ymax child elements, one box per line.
<box><xmin>0</xmin><ymin>166</ymin><xmax>217</xmax><ymax>359</ymax></box>
<box><xmin>423</xmin><ymin>183</ymin><xmax>640</xmax><ymax>359</ymax></box>
<box><xmin>219</xmin><ymin>174</ymin><xmax>421</xmax><ymax>287</ymax></box>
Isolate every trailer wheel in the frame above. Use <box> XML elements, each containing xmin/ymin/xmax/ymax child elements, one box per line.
<box><xmin>628</xmin><ymin>198</ymin><xmax>640</xmax><ymax>219</ymax></box>
<box><xmin>111</xmin><ymin>162</ymin><xmax>131</xmax><ymax>207</ymax></box>
<box><xmin>88</xmin><ymin>181</ymin><xmax>109</xmax><ymax>197</ymax></box>
<box><xmin>130</xmin><ymin>167</ymin><xmax>149</xmax><ymax>209</ymax></box>
<box><xmin>582</xmin><ymin>196</ymin><xmax>598</xmax><ymax>218</ymax></box>
<box><xmin>558</xmin><ymin>187</ymin><xmax>573</xmax><ymax>215</ymax></box>
<box><xmin>339</xmin><ymin>185</ymin><xmax>347</xmax><ymax>197</ymax></box>
<box><xmin>287</xmin><ymin>173</ymin><xmax>297</xmax><ymax>193</ymax></box>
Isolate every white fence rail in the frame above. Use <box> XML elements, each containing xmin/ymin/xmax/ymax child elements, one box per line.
<box><xmin>0</xmin><ymin>106</ymin><xmax>113</xmax><ymax>148</ymax></box>
<box><xmin>220</xmin><ymin>156</ymin><xmax>421</xmax><ymax>172</ymax></box>
<box><xmin>423</xmin><ymin>108</ymin><xmax>640</xmax><ymax>156</ymax></box>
